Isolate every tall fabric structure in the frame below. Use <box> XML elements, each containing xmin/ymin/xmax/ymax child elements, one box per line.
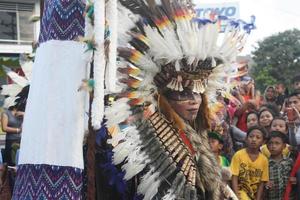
<box><xmin>13</xmin><ymin>0</ymin><xmax>88</xmax><ymax>199</ymax></box>
<box><xmin>12</xmin><ymin>0</ymin><xmax>118</xmax><ymax>198</ymax></box>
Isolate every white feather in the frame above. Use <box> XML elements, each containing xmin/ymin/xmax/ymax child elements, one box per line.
<box><xmin>3</xmin><ymin>66</ymin><xmax>29</xmax><ymax>87</ymax></box>
<box><xmin>138</xmin><ymin>171</ymin><xmax>160</xmax><ymax>194</ymax></box>
<box><xmin>117</xmin><ymin>3</ymin><xmax>140</xmax><ymax>45</ymax></box>
<box><xmin>105</xmin><ymin>98</ymin><xmax>131</xmax><ymax>126</ymax></box>
<box><xmin>3</xmin><ymin>97</ymin><xmax>17</xmax><ymax>108</ymax></box>
<box><xmin>162</xmin><ymin>190</ymin><xmax>176</xmax><ymax>200</ymax></box>
<box><xmin>143</xmin><ymin>179</ymin><xmax>161</xmax><ymax>200</ymax></box>
<box><xmin>0</xmin><ymin>84</ymin><xmax>22</xmax><ymax>96</ymax></box>
<box><xmin>105</xmin><ymin>0</ymin><xmax>118</xmax><ymax>93</ymax></box>
<box><xmin>107</xmin><ymin>126</ymin><xmax>135</xmax><ymax>145</ymax></box>
<box><xmin>112</xmin><ymin>125</ymin><xmax>140</xmax><ymax>164</ymax></box>
<box><xmin>123</xmin><ymin>150</ymin><xmax>148</xmax><ymax>180</ymax></box>
<box><xmin>135</xmin><ymin>54</ymin><xmax>160</xmax><ymax>74</ymax></box>
<box><xmin>20</xmin><ymin>61</ymin><xmax>33</xmax><ymax>82</ymax></box>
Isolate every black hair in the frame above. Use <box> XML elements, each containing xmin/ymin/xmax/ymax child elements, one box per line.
<box><xmin>289</xmin><ymin>91</ymin><xmax>300</xmax><ymax>99</ymax></box>
<box><xmin>268</xmin><ymin>131</ymin><xmax>288</xmax><ymax>144</ymax></box>
<box><xmin>14</xmin><ymin>85</ymin><xmax>30</xmax><ymax>112</ymax></box>
<box><xmin>8</xmin><ymin>105</ymin><xmax>17</xmax><ymax>111</ymax></box>
<box><xmin>223</xmin><ymin>97</ymin><xmax>230</xmax><ymax>105</ymax></box>
<box><xmin>259</xmin><ymin>103</ymin><xmax>280</xmax><ymax>117</ymax></box>
<box><xmin>208</xmin><ymin>131</ymin><xmax>224</xmax><ymax>144</ymax></box>
<box><xmin>292</xmin><ymin>74</ymin><xmax>300</xmax><ymax>84</ymax></box>
<box><xmin>246</xmin><ymin>125</ymin><xmax>267</xmax><ymax>139</ymax></box>
<box><xmin>258</xmin><ymin>108</ymin><xmax>275</xmax><ymax>119</ymax></box>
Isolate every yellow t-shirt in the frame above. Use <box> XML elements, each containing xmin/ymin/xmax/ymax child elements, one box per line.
<box><xmin>260</xmin><ymin>144</ymin><xmax>290</xmax><ymax>158</ymax></box>
<box><xmin>231</xmin><ymin>149</ymin><xmax>269</xmax><ymax>200</ymax></box>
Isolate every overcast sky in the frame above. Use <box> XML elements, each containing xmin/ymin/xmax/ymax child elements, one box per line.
<box><xmin>193</xmin><ymin>0</ymin><xmax>300</xmax><ymax>55</ymax></box>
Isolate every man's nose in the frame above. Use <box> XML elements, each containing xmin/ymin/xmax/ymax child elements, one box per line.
<box><xmin>189</xmin><ymin>98</ymin><xmax>198</xmax><ymax>104</ymax></box>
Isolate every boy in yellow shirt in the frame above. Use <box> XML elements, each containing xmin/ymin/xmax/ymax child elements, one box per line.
<box><xmin>231</xmin><ymin>126</ymin><xmax>269</xmax><ymax>200</ymax></box>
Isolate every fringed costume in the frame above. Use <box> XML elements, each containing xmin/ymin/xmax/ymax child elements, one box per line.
<box><xmin>104</xmin><ymin>0</ymin><xmax>255</xmax><ymax>199</ymax></box>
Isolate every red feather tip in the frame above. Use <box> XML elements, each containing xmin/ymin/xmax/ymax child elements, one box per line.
<box><xmin>120</xmin><ymin>78</ymin><xmax>141</xmax><ymax>89</ymax></box>
<box><xmin>129</xmin><ymin>98</ymin><xmax>144</xmax><ymax>106</ymax></box>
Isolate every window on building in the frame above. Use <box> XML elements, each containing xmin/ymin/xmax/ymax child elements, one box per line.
<box><xmin>0</xmin><ymin>2</ymin><xmax>35</xmax><ymax>44</ymax></box>
<box><xmin>0</xmin><ymin>11</ymin><xmax>17</xmax><ymax>40</ymax></box>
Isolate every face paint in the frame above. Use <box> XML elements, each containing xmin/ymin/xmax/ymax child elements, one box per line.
<box><xmin>166</xmin><ymin>89</ymin><xmax>202</xmax><ymax>121</ymax></box>
<box><xmin>164</xmin><ymin>89</ymin><xmax>202</xmax><ymax>101</ymax></box>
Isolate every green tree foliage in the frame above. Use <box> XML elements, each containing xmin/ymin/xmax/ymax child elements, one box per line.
<box><xmin>251</xmin><ymin>29</ymin><xmax>300</xmax><ymax>91</ymax></box>
<box><xmin>0</xmin><ymin>57</ymin><xmax>20</xmax><ymax>77</ymax></box>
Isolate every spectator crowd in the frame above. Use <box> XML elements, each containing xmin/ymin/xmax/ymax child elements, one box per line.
<box><xmin>208</xmin><ymin>73</ymin><xmax>300</xmax><ymax>199</ymax></box>
<box><xmin>1</xmin><ymin>70</ymin><xmax>300</xmax><ymax>200</ymax></box>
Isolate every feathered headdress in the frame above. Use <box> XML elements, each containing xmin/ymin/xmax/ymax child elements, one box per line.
<box><xmin>105</xmin><ymin>0</ymin><xmax>255</xmax><ymax>199</ymax></box>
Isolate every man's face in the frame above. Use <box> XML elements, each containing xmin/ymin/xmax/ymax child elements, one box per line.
<box><xmin>293</xmin><ymin>81</ymin><xmax>300</xmax><ymax>90</ymax></box>
<box><xmin>168</xmin><ymin>91</ymin><xmax>202</xmax><ymax>121</ymax></box>
<box><xmin>289</xmin><ymin>95</ymin><xmax>300</xmax><ymax>112</ymax></box>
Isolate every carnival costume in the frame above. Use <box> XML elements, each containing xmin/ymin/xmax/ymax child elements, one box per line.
<box><xmin>104</xmin><ymin>0</ymin><xmax>255</xmax><ymax>199</ymax></box>
<box><xmin>9</xmin><ymin>0</ymin><xmax>255</xmax><ymax>199</ymax></box>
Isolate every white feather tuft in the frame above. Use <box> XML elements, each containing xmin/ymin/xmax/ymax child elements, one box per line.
<box><xmin>105</xmin><ymin>0</ymin><xmax>118</xmax><ymax>93</ymax></box>
<box><xmin>0</xmin><ymin>84</ymin><xmax>23</xmax><ymax>96</ymax></box>
<box><xmin>162</xmin><ymin>190</ymin><xmax>176</xmax><ymax>200</ymax></box>
<box><xmin>20</xmin><ymin>61</ymin><xmax>33</xmax><ymax>82</ymax></box>
<box><xmin>3</xmin><ymin>66</ymin><xmax>29</xmax><ymax>87</ymax></box>
<box><xmin>91</xmin><ymin>0</ymin><xmax>106</xmax><ymax>130</ymax></box>
<box><xmin>3</xmin><ymin>97</ymin><xmax>17</xmax><ymax>108</ymax></box>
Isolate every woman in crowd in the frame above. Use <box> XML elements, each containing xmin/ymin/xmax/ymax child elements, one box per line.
<box><xmin>259</xmin><ymin>108</ymin><xmax>275</xmax><ymax>135</ymax></box>
<box><xmin>264</xmin><ymin>85</ymin><xmax>277</xmax><ymax>104</ymax></box>
<box><xmin>1</xmin><ymin>106</ymin><xmax>23</xmax><ymax>166</ymax></box>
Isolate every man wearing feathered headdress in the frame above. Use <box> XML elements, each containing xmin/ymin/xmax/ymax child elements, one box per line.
<box><xmin>104</xmin><ymin>0</ymin><xmax>255</xmax><ymax>199</ymax></box>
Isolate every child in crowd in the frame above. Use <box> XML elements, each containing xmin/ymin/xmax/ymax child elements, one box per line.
<box><xmin>231</xmin><ymin>126</ymin><xmax>269</xmax><ymax>200</ymax></box>
<box><xmin>258</xmin><ymin>108</ymin><xmax>275</xmax><ymax>134</ymax></box>
<box><xmin>265</xmin><ymin>131</ymin><xmax>293</xmax><ymax>200</ymax></box>
<box><xmin>261</xmin><ymin>117</ymin><xmax>290</xmax><ymax>158</ymax></box>
<box><xmin>209</xmin><ymin>131</ymin><xmax>238</xmax><ymax>199</ymax></box>
<box><xmin>208</xmin><ymin>131</ymin><xmax>230</xmax><ymax>167</ymax></box>
<box><xmin>275</xmin><ymin>83</ymin><xmax>287</xmax><ymax>110</ymax></box>
<box><xmin>246</xmin><ymin>111</ymin><xmax>259</xmax><ymax>129</ymax></box>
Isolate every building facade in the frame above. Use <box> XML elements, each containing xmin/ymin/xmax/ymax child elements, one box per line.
<box><xmin>0</xmin><ymin>0</ymin><xmax>39</xmax><ymax>108</ymax></box>
<box><xmin>0</xmin><ymin>0</ymin><xmax>40</xmax><ymax>54</ymax></box>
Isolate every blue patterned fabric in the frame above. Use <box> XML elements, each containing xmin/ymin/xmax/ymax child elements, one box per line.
<box><xmin>39</xmin><ymin>0</ymin><xmax>85</xmax><ymax>43</ymax></box>
<box><xmin>12</xmin><ymin>164</ymin><xmax>83</xmax><ymax>200</ymax></box>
